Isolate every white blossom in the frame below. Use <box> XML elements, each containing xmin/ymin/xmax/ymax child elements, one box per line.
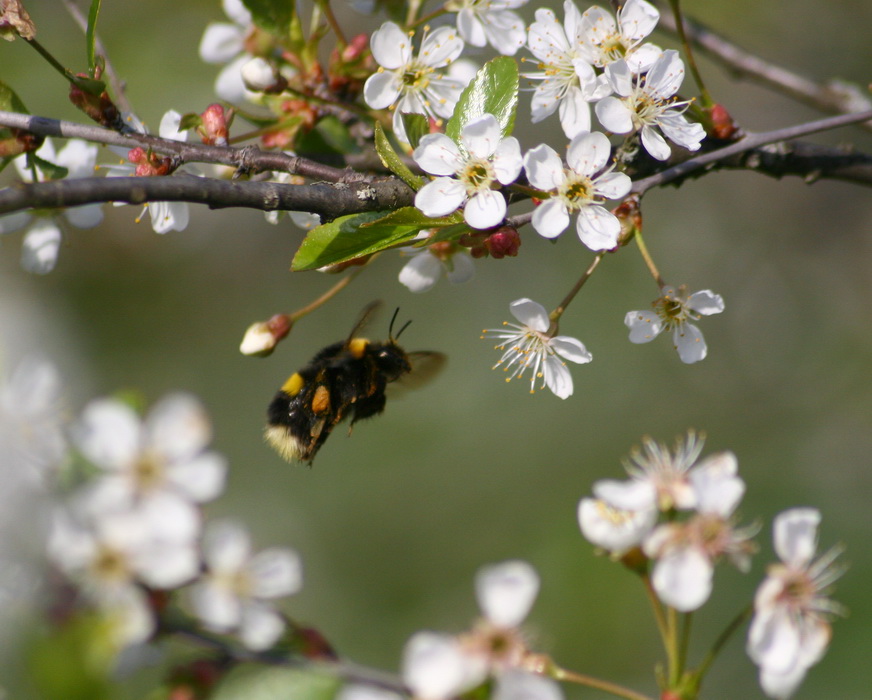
<box><xmin>364</xmin><ymin>22</ymin><xmax>465</xmax><ymax>143</ymax></box>
<box><xmin>73</xmin><ymin>393</ymin><xmax>227</xmax><ymax>539</ymax></box>
<box><xmin>1</xmin><ymin>139</ymin><xmax>102</xmax><ymax>274</ymax></box>
<box><xmin>445</xmin><ymin>0</ymin><xmax>527</xmax><ymax>55</ymax></box>
<box><xmin>402</xmin><ymin>631</ymin><xmax>485</xmax><ymax>700</ymax></box>
<box><xmin>524</xmin><ymin>131</ymin><xmax>631</xmax><ymax>250</ymax></box>
<box><xmin>189</xmin><ymin>520</ymin><xmax>302</xmax><ymax>650</ymax></box>
<box><xmin>576</xmin><ymin>0</ymin><xmax>662</xmax><ymax>72</ymax></box>
<box><xmin>413</xmin><ymin>113</ymin><xmax>523</xmax><ymax>229</ymax></box>
<box><xmin>198</xmin><ymin>0</ymin><xmax>256</xmax><ymax>103</ymax></box>
<box><xmin>643</xmin><ymin>459</ymin><xmax>753</xmax><ymax>611</ymax></box>
<box><xmin>483</xmin><ymin>298</ymin><xmax>592</xmax><ymax>399</ymax></box>
<box><xmin>523</xmin><ymin>1</ymin><xmax>612</xmax><ymax>138</ymax></box>
<box><xmin>398</xmin><ymin>242</ymin><xmax>475</xmax><ymax>293</ymax></box>
<box><xmin>747</xmin><ymin>509</ymin><xmax>845</xmax><ymax>699</ymax></box>
<box><xmin>596</xmin><ymin>50</ymin><xmax>706</xmax><ymax>160</ymax></box>
<box><xmin>624</xmin><ymin>284</ymin><xmax>724</xmax><ymax>363</ymax></box>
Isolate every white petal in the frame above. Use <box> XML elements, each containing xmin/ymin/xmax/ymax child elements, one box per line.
<box><xmin>457</xmin><ymin>8</ymin><xmax>487</xmax><ymax>47</ymax></box>
<box><xmin>419</xmin><ymin>26</ymin><xmax>465</xmax><ymax>68</ymax></box>
<box><xmin>625</xmin><ymin>309</ymin><xmax>662</xmax><ymax>343</ymax></box>
<box><xmin>576</xmin><ymin>205</ymin><xmax>621</xmax><ymax>251</ymax></box>
<box><xmin>213</xmin><ymin>55</ymin><xmax>250</xmax><ymax>103</ymax></box>
<box><xmin>658</xmin><ymin>112</ymin><xmax>706</xmax><ymax>152</ymax></box>
<box><xmin>494</xmin><ymin>671</ymin><xmax>564</xmax><ymax>700</ymax></box>
<box><xmin>618</xmin><ymin>0</ymin><xmax>660</xmax><ymax>42</ymax></box>
<box><xmin>550</xmin><ymin>336</ymin><xmax>592</xmax><ymax>364</ymax></box>
<box><xmin>691</xmin><ymin>466</ymin><xmax>745</xmax><ymax>517</ymax></box>
<box><xmin>595</xmin><ymin>96</ymin><xmax>634</xmax><ymax>134</ymax></box>
<box><xmin>523</xmin><ymin>144</ymin><xmax>565</xmax><ymax>191</ymax></box>
<box><xmin>641</xmin><ymin>125</ymin><xmax>672</xmax><ymax>161</ymax></box>
<box><xmin>415</xmin><ymin>178</ymin><xmax>467</xmax><ymax>218</ymax></box>
<box><xmin>593</xmin><ymin>478</ymin><xmax>657</xmax><ymax>511</ymax></box>
<box><xmin>645</xmin><ymin>50</ymin><xmax>685</xmax><ymax>100</ymax></box>
<box><xmin>55</xmin><ymin>140</ymin><xmax>98</xmax><ymax>178</ymax></box>
<box><xmin>476</xmin><ymin>560</ymin><xmax>539</xmax><ymax>627</ymax></box>
<box><xmin>413</xmin><ymin>134</ymin><xmax>463</xmax><ymax>175</ymax></box>
<box><xmin>595</xmin><ymin>171</ymin><xmax>632</xmax><ymax>199</ymax></box>
<box><xmin>403</xmin><ymin>632</ymin><xmax>485</xmax><ymax>700</ymax></box>
<box><xmin>190</xmin><ymin>579</ymin><xmax>242</xmax><ymax>629</ymax></box>
<box><xmin>136</xmin><ymin>538</ymin><xmax>199</xmax><ymax>588</ymax></box>
<box><xmin>556</xmin><ymin>87</ymin><xmax>592</xmax><ymax>139</ymax></box>
<box><xmin>602</xmin><ymin>60</ymin><xmax>634</xmax><ymax>97</ymax></box>
<box><xmin>445</xmin><ymin>252</ymin><xmax>475</xmax><ymax>284</ymax></box>
<box><xmin>75</xmin><ymin>399</ymin><xmax>141</xmax><ymax>470</ymax></box>
<box><xmin>222</xmin><ymin>0</ymin><xmax>252</xmax><ymax>25</ymax></box>
<box><xmin>399</xmin><ymin>251</ymin><xmax>442</xmax><ymax>293</ymax></box>
<box><xmin>773</xmin><ymin>508</ymin><xmax>821</xmax><ymax>567</ymax></box>
<box><xmin>482</xmin><ymin>10</ymin><xmax>526</xmax><ymax>56</ymax></box>
<box><xmin>627</xmin><ymin>43</ymin><xmax>663</xmax><ymax>73</ymax></box>
<box><xmin>566</xmin><ymin>131</ymin><xmax>611</xmax><ymax>177</ymax></box>
<box><xmin>465</xmin><ymin>190</ymin><xmax>506</xmax><ymax>230</ymax></box>
<box><xmin>240</xmin><ymin>601</ymin><xmax>286</xmax><ymax>650</ymax></box>
<box><xmin>651</xmin><ymin>545</ymin><xmax>713</xmax><ymax>611</ymax></box>
<box><xmin>165</xmin><ymin>452</ymin><xmax>228</xmax><ymax>503</ymax></box>
<box><xmin>748</xmin><ymin>606</ymin><xmax>801</xmax><ymax>673</ymax></box>
<box><xmin>370</xmin><ymin>22</ymin><xmax>412</xmax><ymax>69</ymax></box>
<box><xmin>673</xmin><ymin>322</ymin><xmax>707</xmax><ymax>363</ymax></box>
<box><xmin>146</xmin><ymin>393</ymin><xmax>211</xmax><ymax>460</ymax></box>
<box><xmin>578</xmin><ymin>497</ymin><xmax>656</xmax><ymax>552</ymax></box>
<box><xmin>687</xmin><ymin>289</ymin><xmax>725</xmax><ymax>316</ymax></box>
<box><xmin>63</xmin><ymin>203</ymin><xmax>104</xmax><ymax>229</ymax></box>
<box><xmin>531</xmin><ymin>199</ymin><xmax>570</xmax><ymax>239</ymax></box>
<box><xmin>492</xmin><ymin>137</ymin><xmax>523</xmax><ymax>184</ymax></box>
<box><xmin>461</xmin><ymin>114</ymin><xmax>502</xmax><ymax>160</ymax></box>
<box><xmin>199</xmin><ymin>23</ymin><xmax>244</xmax><ymax>64</ymax></box>
<box><xmin>508</xmin><ymin>298</ymin><xmax>550</xmax><ymax>332</ymax></box>
<box><xmin>204</xmin><ymin>520</ymin><xmax>252</xmax><ymax>572</ymax></box>
<box><xmin>543</xmin><ymin>356</ymin><xmax>574</xmax><ymax>399</ymax></box>
<box><xmin>21</xmin><ymin>220</ymin><xmax>62</xmax><ymax>274</ymax></box>
<box><xmin>248</xmin><ymin>548</ymin><xmax>303</xmax><ymax>599</ymax></box>
<box><xmin>363</xmin><ymin>71</ymin><xmax>401</xmax><ymax>110</ymax></box>
<box><xmin>159</xmin><ymin>110</ymin><xmax>187</xmax><ymax>142</ymax></box>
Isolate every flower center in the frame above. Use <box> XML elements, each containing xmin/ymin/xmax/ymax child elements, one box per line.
<box><xmin>558</xmin><ymin>171</ymin><xmax>594</xmax><ymax>210</ymax></box>
<box><xmin>653</xmin><ymin>289</ymin><xmax>693</xmax><ymax>329</ymax></box>
<box><xmin>93</xmin><ymin>545</ymin><xmax>131</xmax><ymax>584</ymax></box>
<box><xmin>133</xmin><ymin>450</ymin><xmax>166</xmax><ymax>493</ymax></box>
<box><xmin>401</xmin><ymin>61</ymin><xmax>432</xmax><ymax>91</ymax></box>
<box><xmin>461</xmin><ymin>157</ymin><xmax>495</xmax><ymax>194</ymax></box>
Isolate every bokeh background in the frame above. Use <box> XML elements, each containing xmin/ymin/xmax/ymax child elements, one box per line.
<box><xmin>2</xmin><ymin>0</ymin><xmax>871</xmax><ymax>698</ymax></box>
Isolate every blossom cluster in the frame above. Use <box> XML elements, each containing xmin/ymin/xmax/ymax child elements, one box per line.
<box><xmin>577</xmin><ymin>432</ymin><xmax>844</xmax><ymax>698</ymax></box>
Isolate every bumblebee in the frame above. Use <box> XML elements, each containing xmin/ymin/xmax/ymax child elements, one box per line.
<box><xmin>265</xmin><ymin>302</ymin><xmax>444</xmax><ymax>463</ymax></box>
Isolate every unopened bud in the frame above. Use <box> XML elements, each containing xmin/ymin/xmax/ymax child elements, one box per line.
<box><xmin>484</xmin><ymin>227</ymin><xmax>521</xmax><ymax>259</ymax></box>
<box><xmin>707</xmin><ymin>103</ymin><xmax>739</xmax><ymax>141</ymax></box>
<box><xmin>69</xmin><ymin>76</ymin><xmax>121</xmax><ymax>128</ymax></box>
<box><xmin>342</xmin><ymin>33</ymin><xmax>369</xmax><ymax>62</ymax></box>
<box><xmin>240</xmin><ymin>314</ymin><xmax>292</xmax><ymax>356</ymax></box>
<box><xmin>199</xmin><ymin>104</ymin><xmax>229</xmax><ymax>146</ymax></box>
<box><xmin>612</xmin><ymin>196</ymin><xmax>641</xmax><ymax>247</ymax></box>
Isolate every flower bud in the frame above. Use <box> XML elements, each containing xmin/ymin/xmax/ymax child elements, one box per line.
<box><xmin>199</xmin><ymin>104</ymin><xmax>229</xmax><ymax>146</ymax></box>
<box><xmin>484</xmin><ymin>227</ymin><xmax>521</xmax><ymax>259</ymax></box>
<box><xmin>241</xmin><ymin>57</ymin><xmax>281</xmax><ymax>92</ymax></box>
<box><xmin>239</xmin><ymin>314</ymin><xmax>292</xmax><ymax>356</ymax></box>
<box><xmin>69</xmin><ymin>73</ymin><xmax>121</xmax><ymax>129</ymax></box>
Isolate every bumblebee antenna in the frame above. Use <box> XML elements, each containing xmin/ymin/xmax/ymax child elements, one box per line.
<box><xmin>390</xmin><ymin>307</ymin><xmax>412</xmax><ymax>341</ymax></box>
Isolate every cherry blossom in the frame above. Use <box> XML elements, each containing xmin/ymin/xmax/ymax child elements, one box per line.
<box><xmin>747</xmin><ymin>509</ymin><xmax>845</xmax><ymax>698</ymax></box>
<box><xmin>483</xmin><ymin>298</ymin><xmax>592</xmax><ymax>399</ymax></box>
<box><xmin>624</xmin><ymin>285</ymin><xmax>724</xmax><ymax>363</ymax></box>
<box><xmin>576</xmin><ymin>0</ymin><xmax>662</xmax><ymax>72</ymax></box>
<box><xmin>445</xmin><ymin>0</ymin><xmax>528</xmax><ymax>55</ymax></box>
<box><xmin>413</xmin><ymin>113</ymin><xmax>523</xmax><ymax>229</ymax></box>
<box><xmin>524</xmin><ymin>131</ymin><xmax>631</xmax><ymax>250</ymax></box>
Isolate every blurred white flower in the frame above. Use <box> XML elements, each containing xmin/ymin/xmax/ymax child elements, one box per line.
<box><xmin>445</xmin><ymin>0</ymin><xmax>527</xmax><ymax>56</ymax></box>
<box><xmin>403</xmin><ymin>631</ymin><xmax>485</xmax><ymax>700</ymax></box>
<box><xmin>524</xmin><ymin>131</ymin><xmax>631</xmax><ymax>251</ymax></box>
<box><xmin>483</xmin><ymin>298</ymin><xmax>592</xmax><ymax>399</ymax></box>
<box><xmin>399</xmin><ymin>242</ymin><xmax>475</xmax><ymax>293</ymax></box>
<box><xmin>413</xmin><ymin>113</ymin><xmax>522</xmax><ymax>229</ymax></box>
<box><xmin>523</xmin><ymin>1</ymin><xmax>612</xmax><ymax>138</ymax></box>
<box><xmin>189</xmin><ymin>520</ymin><xmax>302</xmax><ymax>650</ymax></box>
<box><xmin>643</xmin><ymin>457</ymin><xmax>753</xmax><ymax>611</ymax></box>
<box><xmin>363</xmin><ymin>22</ymin><xmax>465</xmax><ymax>143</ymax></box>
<box><xmin>747</xmin><ymin>508</ymin><xmax>845</xmax><ymax>699</ymax></box>
<box><xmin>596</xmin><ymin>50</ymin><xmax>706</xmax><ymax>161</ymax></box>
<box><xmin>73</xmin><ymin>393</ymin><xmax>227</xmax><ymax>539</ymax></box>
<box><xmin>624</xmin><ymin>284</ymin><xmax>724</xmax><ymax>363</ymax></box>
<box><xmin>0</xmin><ymin>139</ymin><xmax>103</xmax><ymax>273</ymax></box>
<box><xmin>198</xmin><ymin>0</ymin><xmax>256</xmax><ymax>103</ymax></box>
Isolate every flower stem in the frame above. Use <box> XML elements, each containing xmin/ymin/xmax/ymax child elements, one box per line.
<box><xmin>410</xmin><ymin>6</ymin><xmax>448</xmax><ymax>29</ymax></box>
<box><xmin>549</xmin><ymin>252</ymin><xmax>605</xmax><ymax>325</ymax></box>
<box><xmin>552</xmin><ymin>666</ymin><xmax>654</xmax><ymax>700</ymax></box>
<box><xmin>667</xmin><ymin>0</ymin><xmax>713</xmax><ymax>108</ymax></box>
<box><xmin>633</xmin><ymin>231</ymin><xmax>665</xmax><ymax>289</ymax></box>
<box><xmin>25</xmin><ymin>37</ymin><xmax>78</xmax><ymax>86</ymax></box>
<box><xmin>642</xmin><ymin>573</ymin><xmax>671</xmax><ymax>663</ymax></box>
<box><xmin>695</xmin><ymin>604</ymin><xmax>753</xmax><ymax>679</ymax></box>
<box><xmin>288</xmin><ymin>267</ymin><xmax>365</xmax><ymax>323</ymax></box>
<box><xmin>314</xmin><ymin>0</ymin><xmax>347</xmax><ymax>47</ymax></box>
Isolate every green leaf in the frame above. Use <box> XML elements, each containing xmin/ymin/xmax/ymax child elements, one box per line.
<box><xmin>292</xmin><ymin>207</ymin><xmax>460</xmax><ymax>271</ymax></box>
<box><xmin>401</xmin><ymin>113</ymin><xmax>429</xmax><ymax>150</ymax></box>
<box><xmin>312</xmin><ymin>115</ymin><xmax>360</xmax><ymax>155</ymax></box>
<box><xmin>0</xmin><ymin>79</ymin><xmax>28</xmax><ymax>113</ymax></box>
<box><xmin>213</xmin><ymin>665</ymin><xmax>340</xmax><ymax>700</ymax></box>
<box><xmin>242</xmin><ymin>0</ymin><xmax>295</xmax><ymax>34</ymax></box>
<box><xmin>178</xmin><ymin>112</ymin><xmax>203</xmax><ymax>132</ymax></box>
<box><xmin>373</xmin><ymin>122</ymin><xmax>424</xmax><ymax>191</ymax></box>
<box><xmin>86</xmin><ymin>0</ymin><xmax>102</xmax><ymax>74</ymax></box>
<box><xmin>445</xmin><ymin>56</ymin><xmax>519</xmax><ymax>142</ymax></box>
<box><xmin>29</xmin><ymin>153</ymin><xmax>68</xmax><ymax>180</ymax></box>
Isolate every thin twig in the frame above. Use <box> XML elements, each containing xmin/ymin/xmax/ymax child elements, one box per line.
<box><xmin>656</xmin><ymin>7</ymin><xmax>872</xmax><ymax>133</ymax></box>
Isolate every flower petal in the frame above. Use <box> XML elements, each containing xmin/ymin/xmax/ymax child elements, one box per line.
<box><xmin>475</xmin><ymin>560</ymin><xmax>540</xmax><ymax>628</ymax></box>
<box><xmin>508</xmin><ymin>298</ymin><xmax>550</xmax><ymax>332</ymax></box>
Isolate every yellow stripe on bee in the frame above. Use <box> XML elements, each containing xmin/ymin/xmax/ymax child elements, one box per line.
<box><xmin>348</xmin><ymin>337</ymin><xmax>369</xmax><ymax>358</ymax></box>
<box><xmin>282</xmin><ymin>372</ymin><xmax>305</xmax><ymax>396</ymax></box>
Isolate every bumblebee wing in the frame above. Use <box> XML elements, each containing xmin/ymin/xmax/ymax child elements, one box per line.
<box><xmin>387</xmin><ymin>351</ymin><xmax>447</xmax><ymax>397</ymax></box>
<box><xmin>346</xmin><ymin>300</ymin><xmax>383</xmax><ymax>344</ymax></box>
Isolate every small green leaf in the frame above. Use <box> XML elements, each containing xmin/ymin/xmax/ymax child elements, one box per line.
<box><xmin>213</xmin><ymin>665</ymin><xmax>340</xmax><ymax>700</ymax></box>
<box><xmin>242</xmin><ymin>0</ymin><xmax>295</xmax><ymax>34</ymax></box>
<box><xmin>292</xmin><ymin>207</ymin><xmax>461</xmax><ymax>271</ymax></box>
<box><xmin>178</xmin><ymin>112</ymin><xmax>203</xmax><ymax>132</ymax></box>
<box><xmin>445</xmin><ymin>56</ymin><xmax>519</xmax><ymax>142</ymax></box>
<box><xmin>374</xmin><ymin>122</ymin><xmax>424</xmax><ymax>191</ymax></box>
<box><xmin>0</xmin><ymin>79</ymin><xmax>28</xmax><ymax>113</ymax></box>
<box><xmin>401</xmin><ymin>113</ymin><xmax>429</xmax><ymax>150</ymax></box>
<box><xmin>86</xmin><ymin>0</ymin><xmax>102</xmax><ymax>74</ymax></box>
<box><xmin>29</xmin><ymin>153</ymin><xmax>68</xmax><ymax>180</ymax></box>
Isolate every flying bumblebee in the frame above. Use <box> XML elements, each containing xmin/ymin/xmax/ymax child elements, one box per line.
<box><xmin>265</xmin><ymin>302</ymin><xmax>445</xmax><ymax>464</ymax></box>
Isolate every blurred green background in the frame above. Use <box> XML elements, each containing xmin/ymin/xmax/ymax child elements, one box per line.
<box><xmin>2</xmin><ymin>0</ymin><xmax>871</xmax><ymax>698</ymax></box>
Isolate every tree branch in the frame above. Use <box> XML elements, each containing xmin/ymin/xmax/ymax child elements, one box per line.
<box><xmin>656</xmin><ymin>8</ymin><xmax>872</xmax><ymax>132</ymax></box>
<box><xmin>0</xmin><ymin>174</ymin><xmax>414</xmax><ymax>220</ymax></box>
